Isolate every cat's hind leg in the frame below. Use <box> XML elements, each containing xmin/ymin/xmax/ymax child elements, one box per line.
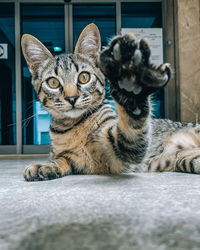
<box><xmin>147</xmin><ymin>149</ymin><xmax>200</xmax><ymax>174</ymax></box>
<box><xmin>176</xmin><ymin>148</ymin><xmax>200</xmax><ymax>174</ymax></box>
<box><xmin>147</xmin><ymin>151</ymin><xmax>176</xmax><ymax>172</ymax></box>
<box><xmin>24</xmin><ymin>157</ymin><xmax>71</xmax><ymax>181</ymax></box>
<box><xmin>147</xmin><ymin>148</ymin><xmax>200</xmax><ymax>174</ymax></box>
<box><xmin>148</xmin><ymin>127</ymin><xmax>200</xmax><ymax>174</ymax></box>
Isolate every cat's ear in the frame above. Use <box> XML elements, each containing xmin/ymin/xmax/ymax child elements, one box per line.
<box><xmin>21</xmin><ymin>34</ymin><xmax>53</xmax><ymax>75</ymax></box>
<box><xmin>74</xmin><ymin>23</ymin><xmax>101</xmax><ymax>61</ymax></box>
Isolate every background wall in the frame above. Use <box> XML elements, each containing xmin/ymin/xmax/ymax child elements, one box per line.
<box><xmin>177</xmin><ymin>0</ymin><xmax>200</xmax><ymax>123</ymax></box>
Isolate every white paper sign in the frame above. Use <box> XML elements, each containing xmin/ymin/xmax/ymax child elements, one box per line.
<box><xmin>0</xmin><ymin>44</ymin><xmax>8</xmax><ymax>59</ymax></box>
<box><xmin>121</xmin><ymin>28</ymin><xmax>163</xmax><ymax>66</ymax></box>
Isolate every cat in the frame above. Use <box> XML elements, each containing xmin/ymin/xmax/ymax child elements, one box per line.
<box><xmin>21</xmin><ymin>23</ymin><xmax>200</xmax><ymax>181</ymax></box>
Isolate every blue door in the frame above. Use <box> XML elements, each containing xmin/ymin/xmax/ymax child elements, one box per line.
<box><xmin>0</xmin><ymin>3</ymin><xmax>16</xmax><ymax>146</ymax></box>
<box><xmin>21</xmin><ymin>4</ymin><xmax>65</xmax><ymax>145</ymax></box>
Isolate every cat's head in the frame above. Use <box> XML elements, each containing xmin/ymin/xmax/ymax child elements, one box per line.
<box><xmin>21</xmin><ymin>23</ymin><xmax>105</xmax><ymax>120</ymax></box>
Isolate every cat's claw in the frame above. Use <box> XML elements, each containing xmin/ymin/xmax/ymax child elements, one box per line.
<box><xmin>160</xmin><ymin>63</ymin><xmax>171</xmax><ymax>84</ymax></box>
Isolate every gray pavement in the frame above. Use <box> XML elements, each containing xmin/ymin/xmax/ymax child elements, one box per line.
<box><xmin>1</xmin><ymin>157</ymin><xmax>200</xmax><ymax>250</ymax></box>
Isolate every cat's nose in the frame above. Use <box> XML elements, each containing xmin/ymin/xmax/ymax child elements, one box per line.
<box><xmin>65</xmin><ymin>95</ymin><xmax>79</xmax><ymax>106</ymax></box>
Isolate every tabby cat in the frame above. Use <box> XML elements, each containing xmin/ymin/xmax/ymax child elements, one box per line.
<box><xmin>21</xmin><ymin>23</ymin><xmax>200</xmax><ymax>181</ymax></box>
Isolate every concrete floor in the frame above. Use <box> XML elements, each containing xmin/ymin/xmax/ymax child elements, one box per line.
<box><xmin>1</xmin><ymin>157</ymin><xmax>200</xmax><ymax>250</ymax></box>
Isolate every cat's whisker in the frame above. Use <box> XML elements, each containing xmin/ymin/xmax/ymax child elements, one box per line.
<box><xmin>8</xmin><ymin>100</ymin><xmax>42</xmax><ymax>128</ymax></box>
<box><xmin>25</xmin><ymin>99</ymin><xmax>40</xmax><ymax>113</ymax></box>
<box><xmin>7</xmin><ymin>122</ymin><xmax>17</xmax><ymax>127</ymax></box>
<box><xmin>22</xmin><ymin>113</ymin><xmax>39</xmax><ymax>129</ymax></box>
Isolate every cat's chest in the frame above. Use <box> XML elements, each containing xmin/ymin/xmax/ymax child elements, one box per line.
<box><xmin>50</xmin><ymin>120</ymin><xmax>98</xmax><ymax>156</ymax></box>
<box><xmin>51</xmin><ymin>129</ymin><xmax>86</xmax><ymax>152</ymax></box>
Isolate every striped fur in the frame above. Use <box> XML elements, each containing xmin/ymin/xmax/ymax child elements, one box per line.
<box><xmin>22</xmin><ymin>23</ymin><xmax>200</xmax><ymax>181</ymax></box>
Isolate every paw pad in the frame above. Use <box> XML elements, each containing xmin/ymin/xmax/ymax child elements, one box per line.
<box><xmin>132</xmin><ymin>49</ymin><xmax>142</xmax><ymax>66</ymax></box>
<box><xmin>113</xmin><ymin>43</ymin><xmax>121</xmax><ymax>61</ymax></box>
<box><xmin>132</xmin><ymin>107</ymin><xmax>141</xmax><ymax>116</ymax></box>
<box><xmin>118</xmin><ymin>77</ymin><xmax>142</xmax><ymax>95</ymax></box>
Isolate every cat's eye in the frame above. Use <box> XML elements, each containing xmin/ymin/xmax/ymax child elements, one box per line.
<box><xmin>47</xmin><ymin>77</ymin><xmax>60</xmax><ymax>89</ymax></box>
<box><xmin>78</xmin><ymin>72</ymin><xmax>90</xmax><ymax>84</ymax></box>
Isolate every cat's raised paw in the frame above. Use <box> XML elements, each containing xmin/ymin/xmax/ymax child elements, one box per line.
<box><xmin>24</xmin><ymin>163</ymin><xmax>63</xmax><ymax>181</ymax></box>
<box><xmin>98</xmin><ymin>33</ymin><xmax>152</xmax><ymax>95</ymax></box>
<box><xmin>98</xmin><ymin>33</ymin><xmax>172</xmax><ymax>97</ymax></box>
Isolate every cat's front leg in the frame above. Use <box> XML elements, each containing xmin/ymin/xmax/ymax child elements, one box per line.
<box><xmin>97</xmin><ymin>34</ymin><xmax>172</xmax><ymax>169</ymax></box>
<box><xmin>24</xmin><ymin>158</ymin><xmax>71</xmax><ymax>181</ymax></box>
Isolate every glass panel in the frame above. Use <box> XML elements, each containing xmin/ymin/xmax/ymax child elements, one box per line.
<box><xmin>0</xmin><ymin>3</ymin><xmax>16</xmax><ymax>145</ymax></box>
<box><xmin>73</xmin><ymin>3</ymin><xmax>116</xmax><ymax>47</ymax></box>
<box><xmin>122</xmin><ymin>2</ymin><xmax>164</xmax><ymax>118</ymax></box>
<box><xmin>121</xmin><ymin>2</ymin><xmax>162</xmax><ymax>28</ymax></box>
<box><xmin>21</xmin><ymin>4</ymin><xmax>65</xmax><ymax>145</ymax></box>
<box><xmin>73</xmin><ymin>3</ymin><xmax>116</xmax><ymax>108</ymax></box>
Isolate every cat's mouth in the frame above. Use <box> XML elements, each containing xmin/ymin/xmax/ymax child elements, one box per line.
<box><xmin>51</xmin><ymin>104</ymin><xmax>87</xmax><ymax>118</ymax></box>
<box><xmin>57</xmin><ymin>105</ymin><xmax>86</xmax><ymax>112</ymax></box>
<box><xmin>62</xmin><ymin>108</ymin><xmax>87</xmax><ymax>119</ymax></box>
<box><xmin>50</xmin><ymin>99</ymin><xmax>93</xmax><ymax>118</ymax></box>
<box><xmin>68</xmin><ymin>107</ymin><xmax>86</xmax><ymax>113</ymax></box>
